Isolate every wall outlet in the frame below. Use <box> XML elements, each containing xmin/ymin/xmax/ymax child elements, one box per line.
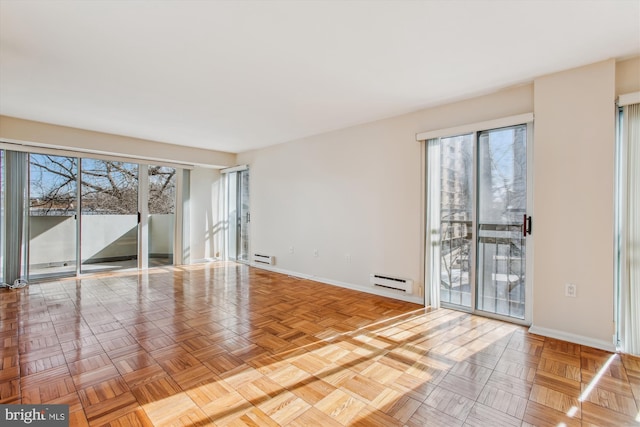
<box><xmin>345</xmin><ymin>254</ymin><xmax>351</xmax><ymax>263</ymax></box>
<box><xmin>565</xmin><ymin>283</ymin><xmax>577</xmax><ymax>297</ymax></box>
<box><xmin>289</xmin><ymin>246</ymin><xmax>294</xmax><ymax>254</ymax></box>
<box><xmin>313</xmin><ymin>249</ymin><xmax>319</xmax><ymax>257</ymax></box>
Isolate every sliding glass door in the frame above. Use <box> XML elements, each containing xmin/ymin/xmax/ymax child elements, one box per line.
<box><xmin>438</xmin><ymin>134</ymin><xmax>474</xmax><ymax>308</ymax></box>
<box><xmin>1</xmin><ymin>148</ymin><xmax>183</xmax><ymax>281</ymax></box>
<box><xmin>80</xmin><ymin>160</ymin><xmax>139</xmax><ymax>273</ymax></box>
<box><xmin>148</xmin><ymin>165</ymin><xmax>176</xmax><ymax>267</ymax></box>
<box><xmin>476</xmin><ymin>126</ymin><xmax>528</xmax><ymax>318</ymax></box>
<box><xmin>428</xmin><ymin>123</ymin><xmax>531</xmax><ymax>322</ymax></box>
<box><xmin>28</xmin><ymin>154</ymin><xmax>78</xmax><ymax>279</ymax></box>
<box><xmin>238</xmin><ymin>169</ymin><xmax>250</xmax><ymax>262</ymax></box>
<box><xmin>226</xmin><ymin>168</ymin><xmax>250</xmax><ymax>262</ymax></box>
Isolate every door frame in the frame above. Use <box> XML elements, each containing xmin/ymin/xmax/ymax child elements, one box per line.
<box><xmin>222</xmin><ymin>165</ymin><xmax>250</xmax><ymax>264</ymax></box>
<box><xmin>420</xmin><ymin>114</ymin><xmax>534</xmax><ymax>325</ymax></box>
<box><xmin>5</xmin><ymin>146</ymin><xmax>183</xmax><ymax>280</ymax></box>
<box><xmin>471</xmin><ymin>123</ymin><xmax>534</xmax><ymax>325</ymax></box>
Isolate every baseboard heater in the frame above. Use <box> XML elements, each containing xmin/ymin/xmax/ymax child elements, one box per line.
<box><xmin>253</xmin><ymin>253</ymin><xmax>275</xmax><ymax>265</ymax></box>
<box><xmin>370</xmin><ymin>274</ymin><xmax>413</xmax><ymax>293</ymax></box>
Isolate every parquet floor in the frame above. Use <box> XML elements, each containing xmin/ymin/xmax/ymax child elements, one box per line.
<box><xmin>1</xmin><ymin>262</ymin><xmax>639</xmax><ymax>426</ymax></box>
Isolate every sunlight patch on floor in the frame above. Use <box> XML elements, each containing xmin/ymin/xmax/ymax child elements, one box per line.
<box><xmin>578</xmin><ymin>353</ymin><xmax>617</xmax><ymax>402</ymax></box>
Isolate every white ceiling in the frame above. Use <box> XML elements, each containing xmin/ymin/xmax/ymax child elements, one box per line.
<box><xmin>1</xmin><ymin>1</ymin><xmax>639</xmax><ymax>153</ymax></box>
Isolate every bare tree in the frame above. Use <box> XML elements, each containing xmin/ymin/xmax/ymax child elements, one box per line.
<box><xmin>148</xmin><ymin>165</ymin><xmax>176</xmax><ymax>214</ymax></box>
<box><xmin>29</xmin><ymin>155</ymin><xmax>176</xmax><ymax>215</ymax></box>
<box><xmin>81</xmin><ymin>160</ymin><xmax>139</xmax><ymax>214</ymax></box>
<box><xmin>29</xmin><ymin>156</ymin><xmax>77</xmax><ymax>215</ymax></box>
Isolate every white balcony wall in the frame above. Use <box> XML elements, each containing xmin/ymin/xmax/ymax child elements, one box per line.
<box><xmin>148</xmin><ymin>214</ymin><xmax>174</xmax><ymax>255</ymax></box>
<box><xmin>81</xmin><ymin>215</ymin><xmax>138</xmax><ymax>262</ymax></box>
<box><xmin>29</xmin><ymin>216</ymin><xmax>77</xmax><ymax>266</ymax></box>
<box><xmin>29</xmin><ymin>214</ymin><xmax>174</xmax><ymax>266</ymax></box>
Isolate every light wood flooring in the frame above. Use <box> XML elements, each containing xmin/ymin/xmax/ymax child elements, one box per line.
<box><xmin>1</xmin><ymin>262</ymin><xmax>639</xmax><ymax>426</ymax></box>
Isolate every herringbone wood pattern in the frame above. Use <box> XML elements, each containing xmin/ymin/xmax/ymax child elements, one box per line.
<box><xmin>1</xmin><ymin>262</ymin><xmax>638</xmax><ymax>426</ymax></box>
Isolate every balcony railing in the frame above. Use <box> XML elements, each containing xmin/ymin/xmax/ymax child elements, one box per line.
<box><xmin>440</xmin><ymin>220</ymin><xmax>525</xmax><ymax>319</ymax></box>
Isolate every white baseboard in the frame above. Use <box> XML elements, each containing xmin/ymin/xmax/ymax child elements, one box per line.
<box><xmin>528</xmin><ymin>325</ymin><xmax>615</xmax><ymax>352</ymax></box>
<box><xmin>190</xmin><ymin>257</ymin><xmax>220</xmax><ymax>264</ymax></box>
<box><xmin>250</xmin><ymin>263</ymin><xmax>425</xmax><ymax>305</ymax></box>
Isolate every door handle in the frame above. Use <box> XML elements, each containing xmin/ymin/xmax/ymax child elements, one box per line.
<box><xmin>523</xmin><ymin>214</ymin><xmax>532</xmax><ymax>237</ymax></box>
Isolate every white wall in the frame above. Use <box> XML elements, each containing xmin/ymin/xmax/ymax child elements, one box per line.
<box><xmin>148</xmin><ymin>214</ymin><xmax>174</xmax><ymax>255</ymax></box>
<box><xmin>616</xmin><ymin>57</ymin><xmax>640</xmax><ymax>95</ymax></box>
<box><xmin>29</xmin><ymin>216</ymin><xmax>78</xmax><ymax>265</ymax></box>
<box><xmin>0</xmin><ymin>116</ymin><xmax>235</xmax><ymax>168</ymax></box>
<box><xmin>29</xmin><ymin>214</ymin><xmax>191</xmax><ymax>267</ymax></box>
<box><xmin>530</xmin><ymin>59</ymin><xmax>617</xmax><ymax>351</ymax></box>
<box><xmin>188</xmin><ymin>167</ymin><xmax>225</xmax><ymax>262</ymax></box>
<box><xmin>30</xmin><ymin>214</ymin><xmax>176</xmax><ymax>265</ymax></box>
<box><xmin>239</xmin><ymin>57</ymin><xmax>638</xmax><ymax>349</ymax></box>
<box><xmin>29</xmin><ymin>215</ymin><xmax>137</xmax><ymax>265</ymax></box>
<box><xmin>238</xmin><ymin>84</ymin><xmax>534</xmax><ymax>303</ymax></box>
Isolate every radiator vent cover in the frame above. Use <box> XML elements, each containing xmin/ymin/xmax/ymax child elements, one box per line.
<box><xmin>370</xmin><ymin>274</ymin><xmax>413</xmax><ymax>293</ymax></box>
<box><xmin>253</xmin><ymin>253</ymin><xmax>275</xmax><ymax>265</ymax></box>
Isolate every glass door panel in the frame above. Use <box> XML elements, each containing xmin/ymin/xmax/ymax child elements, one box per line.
<box><xmin>477</xmin><ymin>125</ymin><xmax>527</xmax><ymax>319</ymax></box>
<box><xmin>225</xmin><ymin>169</ymin><xmax>250</xmax><ymax>262</ymax></box>
<box><xmin>28</xmin><ymin>154</ymin><xmax>78</xmax><ymax>278</ymax></box>
<box><xmin>238</xmin><ymin>169</ymin><xmax>250</xmax><ymax>262</ymax></box>
<box><xmin>439</xmin><ymin>134</ymin><xmax>474</xmax><ymax>308</ymax></box>
<box><xmin>227</xmin><ymin>172</ymin><xmax>238</xmax><ymax>260</ymax></box>
<box><xmin>148</xmin><ymin>165</ymin><xmax>176</xmax><ymax>267</ymax></box>
<box><xmin>429</xmin><ymin>123</ymin><xmax>530</xmax><ymax>322</ymax></box>
<box><xmin>81</xmin><ymin>159</ymin><xmax>139</xmax><ymax>273</ymax></box>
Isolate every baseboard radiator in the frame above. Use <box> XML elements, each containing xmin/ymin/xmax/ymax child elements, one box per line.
<box><xmin>253</xmin><ymin>253</ymin><xmax>275</xmax><ymax>265</ymax></box>
<box><xmin>370</xmin><ymin>274</ymin><xmax>413</xmax><ymax>293</ymax></box>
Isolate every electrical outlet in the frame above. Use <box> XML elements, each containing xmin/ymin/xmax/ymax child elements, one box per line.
<box><xmin>565</xmin><ymin>283</ymin><xmax>577</xmax><ymax>297</ymax></box>
<box><xmin>345</xmin><ymin>254</ymin><xmax>351</xmax><ymax>263</ymax></box>
<box><xmin>289</xmin><ymin>246</ymin><xmax>294</xmax><ymax>254</ymax></box>
<box><xmin>313</xmin><ymin>249</ymin><xmax>319</xmax><ymax>257</ymax></box>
